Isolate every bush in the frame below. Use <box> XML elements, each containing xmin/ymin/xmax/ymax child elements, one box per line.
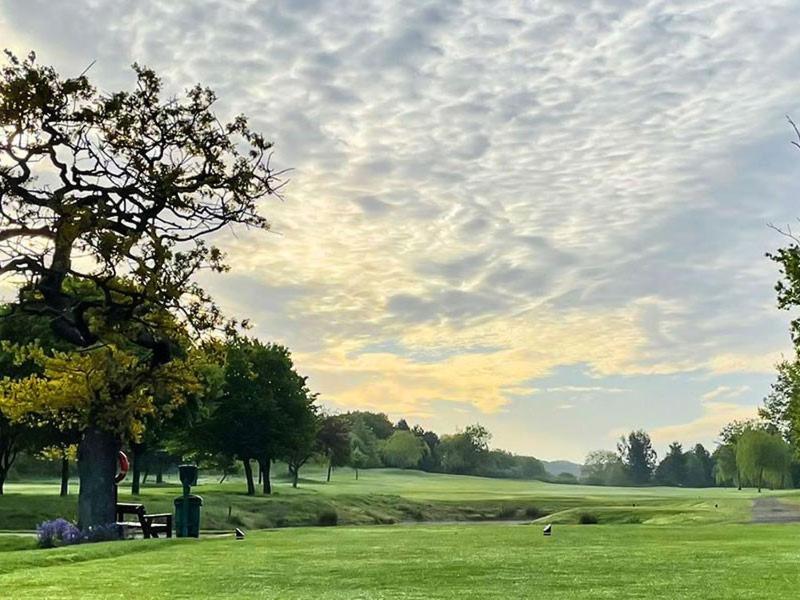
<box><xmin>578</xmin><ymin>513</ymin><xmax>599</xmax><ymax>525</ymax></box>
<box><xmin>317</xmin><ymin>509</ymin><xmax>338</xmax><ymax>526</ymax></box>
<box><xmin>524</xmin><ymin>506</ymin><xmax>542</xmax><ymax>519</ymax></box>
<box><xmin>36</xmin><ymin>518</ymin><xmax>82</xmax><ymax>548</ymax></box>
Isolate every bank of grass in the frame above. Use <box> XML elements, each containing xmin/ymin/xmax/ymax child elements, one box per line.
<box><xmin>1</xmin><ymin>468</ymin><xmax>791</xmax><ymax>530</ymax></box>
<box><xmin>2</xmin><ymin>522</ymin><xmax>800</xmax><ymax>598</ymax></box>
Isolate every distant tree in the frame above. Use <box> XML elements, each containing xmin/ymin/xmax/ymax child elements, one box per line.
<box><xmin>713</xmin><ymin>444</ymin><xmax>739</xmax><ymax>488</ymax></box>
<box><xmin>344</xmin><ymin>412</ymin><xmax>394</xmax><ymax>440</ymax></box>
<box><xmin>417</xmin><ymin>429</ymin><xmax>441</xmax><ymax>472</ymax></box>
<box><xmin>349</xmin><ymin>418</ymin><xmax>380</xmax><ymax>479</ymax></box>
<box><xmin>718</xmin><ymin>419</ymin><xmax>770</xmax><ymax>490</ymax></box>
<box><xmin>736</xmin><ymin>429</ymin><xmax>792</xmax><ymax>492</ymax></box>
<box><xmin>439</xmin><ymin>424</ymin><xmax>491</xmax><ymax>475</ymax></box>
<box><xmin>617</xmin><ymin>430</ymin><xmax>656</xmax><ymax>484</ymax></box>
<box><xmin>654</xmin><ymin>442</ymin><xmax>686</xmax><ymax>486</ymax></box>
<box><xmin>684</xmin><ymin>444</ymin><xmax>715</xmax><ymax>487</ymax></box>
<box><xmin>317</xmin><ymin>415</ymin><xmax>351</xmax><ymax>482</ymax></box>
<box><xmin>395</xmin><ymin>419</ymin><xmax>410</xmax><ymax>432</ymax></box>
<box><xmin>582</xmin><ymin>450</ymin><xmax>628</xmax><ymax>486</ymax></box>
<box><xmin>382</xmin><ymin>430</ymin><xmax>428</xmax><ymax>469</ymax></box>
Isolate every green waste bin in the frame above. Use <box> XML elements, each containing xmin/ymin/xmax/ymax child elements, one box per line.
<box><xmin>174</xmin><ymin>495</ymin><xmax>203</xmax><ymax>538</ymax></box>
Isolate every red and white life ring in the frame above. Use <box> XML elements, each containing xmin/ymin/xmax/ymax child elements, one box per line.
<box><xmin>115</xmin><ymin>451</ymin><xmax>130</xmax><ymax>484</ymax></box>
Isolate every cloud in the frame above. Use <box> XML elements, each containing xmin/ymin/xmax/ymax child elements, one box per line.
<box><xmin>701</xmin><ymin>385</ymin><xmax>751</xmax><ymax>402</ymax></box>
<box><xmin>650</xmin><ymin>402</ymin><xmax>759</xmax><ymax>447</ymax></box>
<box><xmin>3</xmin><ymin>0</ymin><xmax>800</xmax><ymax>456</ymax></box>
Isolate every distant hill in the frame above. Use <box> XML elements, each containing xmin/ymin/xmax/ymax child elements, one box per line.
<box><xmin>542</xmin><ymin>460</ymin><xmax>583</xmax><ymax>479</ymax></box>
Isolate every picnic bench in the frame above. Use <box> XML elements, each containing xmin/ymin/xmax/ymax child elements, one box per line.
<box><xmin>115</xmin><ymin>502</ymin><xmax>173</xmax><ymax>539</ymax></box>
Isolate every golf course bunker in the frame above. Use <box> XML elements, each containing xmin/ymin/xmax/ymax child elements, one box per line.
<box><xmin>751</xmin><ymin>498</ymin><xmax>800</xmax><ymax>523</ymax></box>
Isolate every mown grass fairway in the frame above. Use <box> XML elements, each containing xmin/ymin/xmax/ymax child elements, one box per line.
<box><xmin>2</xmin><ymin>470</ymin><xmax>800</xmax><ymax>598</ymax></box>
<box><xmin>2</xmin><ymin>523</ymin><xmax>800</xmax><ymax>599</ymax></box>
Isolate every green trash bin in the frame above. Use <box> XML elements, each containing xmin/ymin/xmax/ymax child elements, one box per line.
<box><xmin>174</xmin><ymin>495</ymin><xmax>203</xmax><ymax>538</ymax></box>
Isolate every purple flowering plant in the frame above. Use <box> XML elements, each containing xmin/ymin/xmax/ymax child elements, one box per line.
<box><xmin>36</xmin><ymin>518</ymin><xmax>83</xmax><ymax>548</ymax></box>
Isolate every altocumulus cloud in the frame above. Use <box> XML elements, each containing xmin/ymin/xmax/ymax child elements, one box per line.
<box><xmin>2</xmin><ymin>0</ymin><xmax>800</xmax><ymax>457</ymax></box>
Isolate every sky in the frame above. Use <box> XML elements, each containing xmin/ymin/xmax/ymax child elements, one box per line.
<box><xmin>1</xmin><ymin>0</ymin><xmax>800</xmax><ymax>461</ymax></box>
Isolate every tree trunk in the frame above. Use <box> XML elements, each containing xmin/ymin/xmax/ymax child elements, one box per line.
<box><xmin>758</xmin><ymin>467</ymin><xmax>763</xmax><ymax>493</ymax></box>
<box><xmin>0</xmin><ymin>470</ymin><xmax>5</xmax><ymax>495</ymax></box>
<box><xmin>327</xmin><ymin>460</ymin><xmax>333</xmax><ymax>482</ymax></box>
<box><xmin>259</xmin><ymin>458</ymin><xmax>272</xmax><ymax>495</ymax></box>
<box><xmin>218</xmin><ymin>470</ymin><xmax>228</xmax><ymax>484</ymax></box>
<box><xmin>355</xmin><ymin>468</ymin><xmax>359</xmax><ymax>480</ymax></box>
<box><xmin>736</xmin><ymin>468</ymin><xmax>741</xmax><ymax>491</ymax></box>
<box><xmin>258</xmin><ymin>461</ymin><xmax>263</xmax><ymax>485</ymax></box>
<box><xmin>155</xmin><ymin>462</ymin><xmax>163</xmax><ymax>484</ymax></box>
<box><xmin>131</xmin><ymin>443</ymin><xmax>145</xmax><ymax>495</ymax></box>
<box><xmin>60</xmin><ymin>454</ymin><xmax>69</xmax><ymax>497</ymax></box>
<box><xmin>242</xmin><ymin>459</ymin><xmax>255</xmax><ymax>495</ymax></box>
<box><xmin>78</xmin><ymin>427</ymin><xmax>119</xmax><ymax>530</ymax></box>
<box><xmin>291</xmin><ymin>466</ymin><xmax>299</xmax><ymax>488</ymax></box>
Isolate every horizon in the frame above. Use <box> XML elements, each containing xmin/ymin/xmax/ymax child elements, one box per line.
<box><xmin>2</xmin><ymin>1</ymin><xmax>800</xmax><ymax>463</ymax></box>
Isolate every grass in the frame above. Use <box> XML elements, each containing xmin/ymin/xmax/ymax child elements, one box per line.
<box><xmin>1</xmin><ymin>467</ymin><xmax>789</xmax><ymax>530</ymax></box>
<box><xmin>2</xmin><ymin>523</ymin><xmax>800</xmax><ymax>598</ymax></box>
<box><xmin>2</xmin><ymin>469</ymin><xmax>800</xmax><ymax>597</ymax></box>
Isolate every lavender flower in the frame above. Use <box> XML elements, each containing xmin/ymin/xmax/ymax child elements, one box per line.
<box><xmin>36</xmin><ymin>518</ymin><xmax>82</xmax><ymax>548</ymax></box>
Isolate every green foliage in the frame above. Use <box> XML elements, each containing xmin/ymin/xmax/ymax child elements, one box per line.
<box><xmin>578</xmin><ymin>512</ymin><xmax>599</xmax><ymax>524</ymax></box>
<box><xmin>582</xmin><ymin>450</ymin><xmax>629</xmax><ymax>486</ymax></box>
<box><xmin>194</xmin><ymin>339</ymin><xmax>318</xmax><ymax>494</ymax></box>
<box><xmin>654</xmin><ymin>442</ymin><xmax>687</xmax><ymax>486</ymax></box>
<box><xmin>713</xmin><ymin>444</ymin><xmax>739</xmax><ymax>487</ymax></box>
<box><xmin>617</xmin><ymin>430</ymin><xmax>656</xmax><ymax>484</ymax></box>
<box><xmin>317</xmin><ymin>415</ymin><xmax>351</xmax><ymax>481</ymax></box>
<box><xmin>381</xmin><ymin>431</ymin><xmax>428</xmax><ymax>469</ymax></box>
<box><xmin>736</xmin><ymin>429</ymin><xmax>792</xmax><ymax>491</ymax></box>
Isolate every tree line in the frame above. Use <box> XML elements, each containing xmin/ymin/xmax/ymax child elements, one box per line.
<box><xmin>1</xmin><ymin>321</ymin><xmax>555</xmax><ymax>496</ymax></box>
<box><xmin>582</xmin><ymin>421</ymin><xmax>794</xmax><ymax>490</ymax></box>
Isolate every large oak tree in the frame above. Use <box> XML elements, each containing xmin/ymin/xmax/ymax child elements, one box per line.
<box><xmin>0</xmin><ymin>52</ymin><xmax>279</xmax><ymax>527</ymax></box>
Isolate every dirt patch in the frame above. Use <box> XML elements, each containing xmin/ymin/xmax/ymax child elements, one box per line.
<box><xmin>752</xmin><ymin>498</ymin><xmax>800</xmax><ymax>523</ymax></box>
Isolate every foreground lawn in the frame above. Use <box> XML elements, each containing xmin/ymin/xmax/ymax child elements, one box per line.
<box><xmin>1</xmin><ymin>522</ymin><xmax>799</xmax><ymax>599</ymax></box>
<box><xmin>2</xmin><ymin>468</ymin><xmax>788</xmax><ymax>530</ymax></box>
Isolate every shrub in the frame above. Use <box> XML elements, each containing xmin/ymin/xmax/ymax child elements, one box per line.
<box><xmin>524</xmin><ymin>506</ymin><xmax>542</xmax><ymax>519</ymax></box>
<box><xmin>37</xmin><ymin>519</ymin><xmax>82</xmax><ymax>548</ymax></box>
<box><xmin>317</xmin><ymin>509</ymin><xmax>338</xmax><ymax>526</ymax></box>
<box><xmin>578</xmin><ymin>513</ymin><xmax>599</xmax><ymax>525</ymax></box>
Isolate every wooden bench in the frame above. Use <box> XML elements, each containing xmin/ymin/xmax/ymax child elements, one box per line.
<box><xmin>116</xmin><ymin>502</ymin><xmax>173</xmax><ymax>539</ymax></box>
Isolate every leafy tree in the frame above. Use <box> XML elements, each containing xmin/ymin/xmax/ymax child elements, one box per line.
<box><xmin>279</xmin><ymin>382</ymin><xmax>319</xmax><ymax>489</ymax></box>
<box><xmin>713</xmin><ymin>444</ymin><xmax>739</xmax><ymax>487</ymax></box>
<box><xmin>0</xmin><ymin>53</ymin><xmax>280</xmax><ymax>527</ymax></box>
<box><xmin>439</xmin><ymin>424</ymin><xmax>491</xmax><ymax>475</ymax></box>
<box><xmin>736</xmin><ymin>429</ymin><xmax>792</xmax><ymax>492</ymax></box>
<box><xmin>349</xmin><ymin>417</ymin><xmax>380</xmax><ymax>479</ymax></box>
<box><xmin>199</xmin><ymin>340</ymin><xmax>313</xmax><ymax>495</ymax></box>
<box><xmin>382</xmin><ymin>430</ymin><xmax>428</xmax><ymax>469</ymax></box>
<box><xmin>654</xmin><ymin>442</ymin><xmax>686</xmax><ymax>486</ymax></box>
<box><xmin>317</xmin><ymin>415</ymin><xmax>351</xmax><ymax>482</ymax></box>
<box><xmin>581</xmin><ymin>450</ymin><xmax>629</xmax><ymax>486</ymax></box>
<box><xmin>413</xmin><ymin>426</ymin><xmax>441</xmax><ymax>472</ymax></box>
<box><xmin>344</xmin><ymin>411</ymin><xmax>394</xmax><ymax>440</ymax></box>
<box><xmin>395</xmin><ymin>419</ymin><xmax>410</xmax><ymax>432</ymax></box>
<box><xmin>684</xmin><ymin>443</ymin><xmax>715</xmax><ymax>488</ymax></box>
<box><xmin>617</xmin><ymin>430</ymin><xmax>656</xmax><ymax>484</ymax></box>
<box><xmin>760</xmin><ymin>359</ymin><xmax>800</xmax><ymax>446</ymax></box>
